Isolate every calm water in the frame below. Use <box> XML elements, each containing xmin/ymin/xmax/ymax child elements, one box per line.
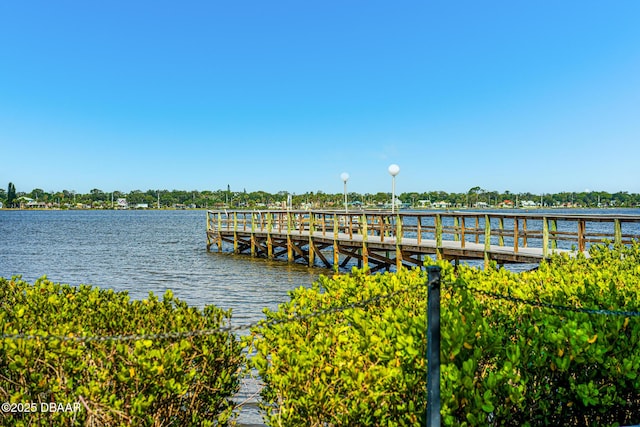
<box><xmin>0</xmin><ymin>209</ymin><xmax>323</xmax><ymax>426</ymax></box>
<box><xmin>0</xmin><ymin>209</ymin><xmax>322</xmax><ymax>322</ymax></box>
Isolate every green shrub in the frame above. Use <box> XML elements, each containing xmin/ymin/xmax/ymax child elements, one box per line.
<box><xmin>250</xmin><ymin>243</ymin><xmax>640</xmax><ymax>426</ymax></box>
<box><xmin>445</xmin><ymin>243</ymin><xmax>640</xmax><ymax>426</ymax></box>
<box><xmin>250</xmin><ymin>268</ymin><xmax>429</xmax><ymax>427</ymax></box>
<box><xmin>0</xmin><ymin>277</ymin><xmax>243</xmax><ymax>426</ymax></box>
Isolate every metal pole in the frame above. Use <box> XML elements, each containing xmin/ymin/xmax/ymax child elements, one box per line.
<box><xmin>426</xmin><ymin>266</ymin><xmax>442</xmax><ymax>427</ymax></box>
<box><xmin>388</xmin><ymin>164</ymin><xmax>399</xmax><ymax>213</ymax></box>
<box><xmin>344</xmin><ymin>181</ymin><xmax>348</xmax><ymax>213</ymax></box>
<box><xmin>392</xmin><ymin>175</ymin><xmax>396</xmax><ymax>214</ymax></box>
<box><xmin>341</xmin><ymin>172</ymin><xmax>350</xmax><ymax>213</ymax></box>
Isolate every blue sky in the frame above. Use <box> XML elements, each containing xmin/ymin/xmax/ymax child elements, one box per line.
<box><xmin>1</xmin><ymin>1</ymin><xmax>639</xmax><ymax>195</ymax></box>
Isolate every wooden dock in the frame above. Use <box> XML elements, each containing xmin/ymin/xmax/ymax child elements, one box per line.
<box><xmin>206</xmin><ymin>210</ymin><xmax>640</xmax><ymax>271</ymax></box>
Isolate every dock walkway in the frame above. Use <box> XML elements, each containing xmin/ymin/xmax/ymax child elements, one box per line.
<box><xmin>206</xmin><ymin>210</ymin><xmax>640</xmax><ymax>271</ymax></box>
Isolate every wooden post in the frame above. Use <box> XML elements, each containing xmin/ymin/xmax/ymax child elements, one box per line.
<box><xmin>298</xmin><ymin>213</ymin><xmax>303</xmax><ymax>235</ymax></box>
<box><xmin>460</xmin><ymin>216</ymin><xmax>466</xmax><ymax>249</ymax></box>
<box><xmin>249</xmin><ymin>212</ymin><xmax>256</xmax><ymax>256</ymax></box>
<box><xmin>578</xmin><ymin>219</ymin><xmax>586</xmax><ymax>252</ymax></box>
<box><xmin>287</xmin><ymin>212</ymin><xmax>293</xmax><ymax>262</ymax></box>
<box><xmin>542</xmin><ymin>217</ymin><xmax>549</xmax><ymax>258</ymax></box>
<box><xmin>233</xmin><ymin>212</ymin><xmax>239</xmax><ymax>254</ymax></box>
<box><xmin>453</xmin><ymin>216</ymin><xmax>459</xmax><ymax>242</ymax></box>
<box><xmin>217</xmin><ymin>212</ymin><xmax>223</xmax><ymax>252</ymax></box>
<box><xmin>550</xmin><ymin>219</ymin><xmax>557</xmax><ymax>250</ymax></box>
<box><xmin>362</xmin><ymin>213</ymin><xmax>368</xmax><ymax>270</ymax></box>
<box><xmin>435</xmin><ymin>214</ymin><xmax>443</xmax><ymax>260</ymax></box>
<box><xmin>513</xmin><ymin>217</ymin><xmax>519</xmax><ymax>254</ymax></box>
<box><xmin>484</xmin><ymin>215</ymin><xmax>491</xmax><ymax>269</ymax></box>
<box><xmin>333</xmin><ymin>214</ymin><xmax>339</xmax><ymax>272</ymax></box>
<box><xmin>498</xmin><ymin>217</ymin><xmax>504</xmax><ymax>246</ymax></box>
<box><xmin>206</xmin><ymin>211</ymin><xmax>213</xmax><ymax>252</ymax></box>
<box><xmin>417</xmin><ymin>215</ymin><xmax>422</xmax><ymax>245</ymax></box>
<box><xmin>523</xmin><ymin>218</ymin><xmax>528</xmax><ymax>248</ymax></box>
<box><xmin>250</xmin><ymin>212</ymin><xmax>256</xmax><ymax>256</ymax></box>
<box><xmin>475</xmin><ymin>216</ymin><xmax>480</xmax><ymax>244</ymax></box>
<box><xmin>384</xmin><ymin>216</ymin><xmax>390</xmax><ymax>240</ymax></box>
<box><xmin>267</xmin><ymin>212</ymin><xmax>273</xmax><ymax>259</ymax></box>
<box><xmin>615</xmin><ymin>219</ymin><xmax>622</xmax><ymax>245</ymax></box>
<box><xmin>308</xmin><ymin>213</ymin><xmax>315</xmax><ymax>267</ymax></box>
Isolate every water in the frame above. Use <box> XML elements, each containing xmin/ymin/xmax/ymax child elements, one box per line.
<box><xmin>0</xmin><ymin>209</ymin><xmax>322</xmax><ymax>319</ymax></box>
<box><xmin>0</xmin><ymin>209</ymin><xmax>323</xmax><ymax>426</ymax></box>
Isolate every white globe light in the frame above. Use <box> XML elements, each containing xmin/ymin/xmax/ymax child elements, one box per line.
<box><xmin>340</xmin><ymin>172</ymin><xmax>350</xmax><ymax>182</ymax></box>
<box><xmin>388</xmin><ymin>164</ymin><xmax>400</xmax><ymax>177</ymax></box>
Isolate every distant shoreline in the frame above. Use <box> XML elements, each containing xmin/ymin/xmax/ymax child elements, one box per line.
<box><xmin>3</xmin><ymin>206</ymin><xmax>640</xmax><ymax>213</ymax></box>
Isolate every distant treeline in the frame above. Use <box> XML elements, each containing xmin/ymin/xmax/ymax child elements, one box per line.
<box><xmin>2</xmin><ymin>183</ymin><xmax>639</xmax><ymax>209</ymax></box>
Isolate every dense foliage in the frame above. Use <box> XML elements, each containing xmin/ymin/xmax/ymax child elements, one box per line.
<box><xmin>0</xmin><ymin>277</ymin><xmax>243</xmax><ymax>426</ymax></box>
<box><xmin>250</xmin><ymin>269</ymin><xmax>428</xmax><ymax>426</ymax></box>
<box><xmin>250</xmin><ymin>243</ymin><xmax>640</xmax><ymax>426</ymax></box>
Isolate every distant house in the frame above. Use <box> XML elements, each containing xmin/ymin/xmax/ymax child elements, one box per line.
<box><xmin>26</xmin><ymin>200</ymin><xmax>47</xmax><ymax>209</ymax></box>
<box><xmin>18</xmin><ymin>196</ymin><xmax>46</xmax><ymax>209</ymax></box>
<box><xmin>432</xmin><ymin>201</ymin><xmax>450</xmax><ymax>209</ymax></box>
<box><xmin>17</xmin><ymin>196</ymin><xmax>33</xmax><ymax>208</ymax></box>
<box><xmin>135</xmin><ymin>203</ymin><xmax>149</xmax><ymax>209</ymax></box>
<box><xmin>116</xmin><ymin>198</ymin><xmax>129</xmax><ymax>209</ymax></box>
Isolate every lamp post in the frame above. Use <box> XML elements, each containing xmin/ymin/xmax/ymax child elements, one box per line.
<box><xmin>388</xmin><ymin>164</ymin><xmax>400</xmax><ymax>213</ymax></box>
<box><xmin>340</xmin><ymin>172</ymin><xmax>350</xmax><ymax>212</ymax></box>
